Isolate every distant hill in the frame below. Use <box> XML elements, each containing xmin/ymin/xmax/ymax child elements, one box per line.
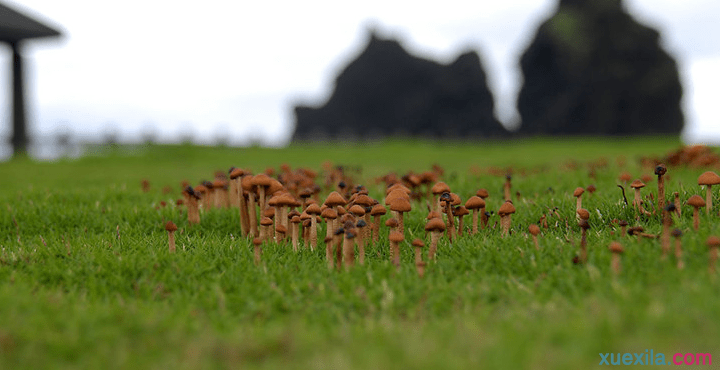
<box><xmin>292</xmin><ymin>32</ymin><xmax>507</xmax><ymax>141</ymax></box>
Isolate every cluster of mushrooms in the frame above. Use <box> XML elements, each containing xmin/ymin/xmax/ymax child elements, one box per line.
<box><xmin>160</xmin><ymin>161</ymin><xmax>720</xmax><ymax>277</ymax></box>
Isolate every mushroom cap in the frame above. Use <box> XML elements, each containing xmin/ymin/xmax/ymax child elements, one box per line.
<box><xmin>291</xmin><ymin>215</ymin><xmax>301</xmax><ymax>223</ymax></box>
<box><xmin>260</xmin><ymin>217</ymin><xmax>274</xmax><ymax>226</ymax></box>
<box><xmin>431</xmin><ymin>181</ymin><xmax>451</xmax><ymax>195</ymax></box>
<box><xmin>476</xmin><ymin>188</ymin><xmax>489</xmax><ymax>199</ymax></box>
<box><xmin>671</xmin><ymin>228</ymin><xmax>682</xmax><ymax>238</ymax></box>
<box><xmin>324</xmin><ymin>191</ymin><xmax>348</xmax><ymax>207</ymax></box>
<box><xmin>240</xmin><ymin>175</ymin><xmax>254</xmax><ymax>192</ymax></box>
<box><xmin>465</xmin><ymin>196</ymin><xmax>486</xmax><ymax>210</ymax></box>
<box><xmin>698</xmin><ymin>171</ymin><xmax>720</xmax><ymax>186</ymax></box>
<box><xmin>424</xmin><ymin>217</ymin><xmax>446</xmax><ymax>232</ymax></box>
<box><xmin>252</xmin><ymin>237</ymin><xmax>262</xmax><ymax>246</ymax></box>
<box><xmin>389</xmin><ymin>197</ymin><xmax>412</xmax><ymax>213</ymax></box>
<box><xmin>263</xmin><ymin>207</ymin><xmax>275</xmax><ymax>218</ymax></box>
<box><xmin>276</xmin><ymin>192</ymin><xmax>297</xmax><ymax>206</ymax></box>
<box><xmin>345</xmin><ymin>230</ymin><xmax>356</xmax><ymax>239</ymax></box>
<box><xmin>194</xmin><ymin>184</ymin><xmax>208</xmax><ymax>194</ymax></box>
<box><xmin>449</xmin><ymin>193</ymin><xmax>461</xmax><ymax>206</ymax></box>
<box><xmin>586</xmin><ymin>184</ymin><xmax>597</xmax><ymax>193</ymax></box>
<box><xmin>385</xmin><ymin>218</ymin><xmax>399</xmax><ymax>228</ymax></box>
<box><xmin>453</xmin><ymin>206</ymin><xmax>469</xmax><ymax>217</ymax></box>
<box><xmin>528</xmin><ymin>224</ymin><xmax>540</xmax><ymax>236</ymax></box>
<box><xmin>298</xmin><ymin>187</ymin><xmax>314</xmax><ymax>198</ymax></box>
<box><xmin>275</xmin><ymin>224</ymin><xmax>287</xmax><ymax>234</ymax></box>
<box><xmin>348</xmin><ymin>204</ymin><xmax>366</xmax><ymax>216</ymax></box>
<box><xmin>385</xmin><ymin>188</ymin><xmax>410</xmax><ymax>205</ymax></box>
<box><xmin>386</xmin><ymin>183</ymin><xmax>412</xmax><ymax>195</ymax></box>
<box><xmin>370</xmin><ymin>204</ymin><xmax>387</xmax><ymax>216</ymax></box>
<box><xmin>321</xmin><ymin>208</ymin><xmax>338</xmax><ymax>219</ymax></box>
<box><xmin>687</xmin><ymin>194</ymin><xmax>706</xmax><ymax>208</ymax></box>
<box><xmin>627</xmin><ymin>226</ymin><xmax>644</xmax><ymax>235</ymax></box>
<box><xmin>707</xmin><ymin>236</ymin><xmax>720</xmax><ymax>248</ymax></box>
<box><xmin>305</xmin><ymin>203</ymin><xmax>322</xmax><ymax>215</ymax></box>
<box><xmin>412</xmin><ymin>238</ymin><xmax>425</xmax><ymax>247</ymax></box>
<box><xmin>353</xmin><ymin>194</ymin><xmax>375</xmax><ymax>207</ymax></box>
<box><xmin>654</xmin><ymin>164</ymin><xmax>667</xmax><ymax>176</ymax></box>
<box><xmin>630</xmin><ymin>179</ymin><xmax>646</xmax><ymax>189</ymax></box>
<box><xmin>618</xmin><ymin>220</ymin><xmax>629</xmax><ymax>227</ymax></box>
<box><xmin>164</xmin><ymin>221</ymin><xmax>178</xmax><ymax>232</ymax></box>
<box><xmin>229</xmin><ymin>167</ymin><xmax>244</xmax><ymax>179</ymax></box>
<box><xmin>212</xmin><ymin>179</ymin><xmax>226</xmax><ymax>189</ymax></box>
<box><xmin>251</xmin><ymin>173</ymin><xmax>273</xmax><ymax>187</ymax></box>
<box><xmin>573</xmin><ymin>187</ymin><xmax>585</xmax><ymax>197</ymax></box>
<box><xmin>498</xmin><ymin>201</ymin><xmax>516</xmax><ymax>216</ymax></box>
<box><xmin>299</xmin><ymin>211</ymin><xmax>311</xmax><ymax>221</ymax></box>
<box><xmin>388</xmin><ymin>231</ymin><xmax>405</xmax><ymax>243</ymax></box>
<box><xmin>267</xmin><ymin>180</ymin><xmax>284</xmax><ymax>195</ymax></box>
<box><xmin>608</xmin><ymin>241</ymin><xmax>624</xmax><ymax>254</ymax></box>
<box><xmin>356</xmin><ymin>219</ymin><xmax>367</xmax><ymax>228</ymax></box>
<box><xmin>576</xmin><ymin>208</ymin><xmax>590</xmax><ymax>220</ymax></box>
<box><xmin>618</xmin><ymin>172</ymin><xmax>632</xmax><ymax>182</ymax></box>
<box><xmin>426</xmin><ymin>211</ymin><xmax>442</xmax><ymax>219</ymax></box>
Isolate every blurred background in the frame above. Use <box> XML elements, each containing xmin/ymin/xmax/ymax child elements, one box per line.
<box><xmin>0</xmin><ymin>0</ymin><xmax>718</xmax><ymax>160</ymax></box>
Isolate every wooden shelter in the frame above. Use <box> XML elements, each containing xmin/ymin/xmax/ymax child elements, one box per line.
<box><xmin>0</xmin><ymin>2</ymin><xmax>61</xmax><ymax>157</ymax></box>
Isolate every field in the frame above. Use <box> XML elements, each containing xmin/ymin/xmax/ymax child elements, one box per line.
<box><xmin>1</xmin><ymin>137</ymin><xmax>719</xmax><ymax>369</ymax></box>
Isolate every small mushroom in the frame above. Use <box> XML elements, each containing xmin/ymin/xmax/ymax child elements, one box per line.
<box><xmin>290</xmin><ymin>215</ymin><xmax>301</xmax><ymax>252</ymax></box>
<box><xmin>389</xmin><ymin>197</ymin><xmax>412</xmax><ymax>236</ymax></box>
<box><xmin>528</xmin><ymin>224</ymin><xmax>540</xmax><ymax>250</ymax></box>
<box><xmin>573</xmin><ymin>187</ymin><xmax>585</xmax><ymax>214</ymax></box>
<box><xmin>686</xmin><ymin>194</ymin><xmax>705</xmax><ymax>231</ymax></box>
<box><xmin>165</xmin><ymin>221</ymin><xmax>178</xmax><ymax>253</ymax></box>
<box><xmin>431</xmin><ymin>182</ymin><xmax>451</xmax><ymax>212</ymax></box>
<box><xmin>618</xmin><ymin>220</ymin><xmax>628</xmax><ymax>236</ymax></box>
<box><xmin>411</xmin><ymin>238</ymin><xmax>425</xmax><ymax>265</ymax></box>
<box><xmin>388</xmin><ymin>230</ymin><xmax>404</xmax><ymax>268</ymax></box>
<box><xmin>424</xmin><ymin>217</ymin><xmax>446</xmax><ymax>260</ymax></box>
<box><xmin>579</xmin><ymin>219</ymin><xmax>590</xmax><ymax>264</ymax></box>
<box><xmin>630</xmin><ymin>179</ymin><xmax>646</xmax><ymax>212</ymax></box>
<box><xmin>305</xmin><ymin>203</ymin><xmax>322</xmax><ymax>251</ymax></box>
<box><xmin>343</xmin><ymin>229</ymin><xmax>356</xmax><ymax>269</ymax></box>
<box><xmin>498</xmin><ymin>200</ymin><xmax>516</xmax><ymax>237</ymax></box>
<box><xmin>503</xmin><ymin>173</ymin><xmax>512</xmax><ymax>201</ymax></box>
<box><xmin>465</xmin><ymin>196</ymin><xmax>486</xmax><ymax>234</ymax></box>
<box><xmin>370</xmin><ymin>204</ymin><xmax>387</xmax><ymax>242</ymax></box>
<box><xmin>252</xmin><ymin>237</ymin><xmax>262</xmax><ymax>266</ymax></box>
<box><xmin>698</xmin><ymin>171</ymin><xmax>720</xmax><ymax>215</ymax></box>
<box><xmin>608</xmin><ymin>241</ymin><xmax>624</xmax><ymax>275</ymax></box>
<box><xmin>708</xmin><ymin>236</ymin><xmax>720</xmax><ymax>274</ymax></box>
<box><xmin>674</xmin><ymin>192</ymin><xmax>681</xmax><ymax>217</ymax></box>
<box><xmin>182</xmin><ymin>186</ymin><xmax>201</xmax><ymax>225</ymax></box>
<box><xmin>672</xmin><ymin>228</ymin><xmax>683</xmax><ymax>270</ymax></box>
<box><xmin>453</xmin><ymin>205</ymin><xmax>469</xmax><ymax>236</ymax></box>
<box><xmin>655</xmin><ymin>164</ymin><xmax>667</xmax><ymax>212</ymax></box>
<box><xmin>661</xmin><ymin>203</ymin><xmax>675</xmax><ymax>259</ymax></box>
<box><xmin>356</xmin><ymin>219</ymin><xmax>368</xmax><ymax>264</ymax></box>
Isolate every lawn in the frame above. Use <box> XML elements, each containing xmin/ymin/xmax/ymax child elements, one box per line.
<box><xmin>1</xmin><ymin>136</ymin><xmax>719</xmax><ymax>369</ymax></box>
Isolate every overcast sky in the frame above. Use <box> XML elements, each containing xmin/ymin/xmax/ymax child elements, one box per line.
<box><xmin>0</xmin><ymin>0</ymin><xmax>719</xmax><ymax>149</ymax></box>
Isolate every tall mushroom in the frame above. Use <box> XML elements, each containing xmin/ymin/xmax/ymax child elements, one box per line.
<box><xmin>630</xmin><ymin>179</ymin><xmax>646</xmax><ymax>212</ymax></box>
<box><xmin>182</xmin><ymin>186</ymin><xmax>201</xmax><ymax>225</ymax></box>
<box><xmin>370</xmin><ymin>204</ymin><xmax>386</xmax><ymax>242</ymax></box>
<box><xmin>431</xmin><ymin>182</ymin><xmax>450</xmax><ymax>212</ymax></box>
<box><xmin>453</xmin><ymin>206</ymin><xmax>469</xmax><ymax>236</ymax></box>
<box><xmin>498</xmin><ymin>200</ymin><xmax>516</xmax><ymax>238</ymax></box>
<box><xmin>343</xmin><ymin>228</ymin><xmax>356</xmax><ymax>269</ymax></box>
<box><xmin>686</xmin><ymin>194</ymin><xmax>705</xmax><ymax>231</ymax></box>
<box><xmin>321</xmin><ymin>207</ymin><xmax>338</xmax><ymax>242</ymax></box>
<box><xmin>356</xmin><ymin>219</ymin><xmax>367</xmax><ymax>265</ymax></box>
<box><xmin>290</xmin><ymin>215</ymin><xmax>301</xmax><ymax>252</ymax></box>
<box><xmin>165</xmin><ymin>221</ymin><xmax>178</xmax><ymax>253</ymax></box>
<box><xmin>324</xmin><ymin>191</ymin><xmax>348</xmax><ymax>231</ymax></box>
<box><xmin>465</xmin><ymin>196</ymin><xmax>485</xmax><ymax>235</ymax></box>
<box><xmin>424</xmin><ymin>217</ymin><xmax>446</xmax><ymax>260</ymax></box>
<box><xmin>389</xmin><ymin>197</ymin><xmax>412</xmax><ymax>236</ymax></box>
<box><xmin>573</xmin><ymin>187</ymin><xmax>585</xmax><ymax>214</ymax></box>
<box><xmin>655</xmin><ymin>164</ymin><xmax>667</xmax><ymax>212</ymax></box>
<box><xmin>305</xmin><ymin>203</ymin><xmax>322</xmax><ymax>251</ymax></box>
<box><xmin>251</xmin><ymin>173</ymin><xmax>273</xmax><ymax>212</ymax></box>
<box><xmin>698</xmin><ymin>171</ymin><xmax>720</xmax><ymax>215</ymax></box>
<box><xmin>608</xmin><ymin>241</ymin><xmax>624</xmax><ymax>275</ymax></box>
<box><xmin>252</xmin><ymin>237</ymin><xmax>262</xmax><ymax>266</ymax></box>
<box><xmin>388</xmin><ymin>230</ymin><xmax>404</xmax><ymax>268</ymax></box>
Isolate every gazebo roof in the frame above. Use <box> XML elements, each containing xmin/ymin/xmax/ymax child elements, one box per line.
<box><xmin>0</xmin><ymin>2</ymin><xmax>61</xmax><ymax>43</ymax></box>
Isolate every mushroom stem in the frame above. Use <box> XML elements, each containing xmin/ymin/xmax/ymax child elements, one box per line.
<box><xmin>633</xmin><ymin>188</ymin><xmax>641</xmax><ymax>210</ymax></box>
<box><xmin>326</xmin><ymin>236</ymin><xmax>335</xmax><ymax>270</ymax></box>
<box><xmin>186</xmin><ymin>196</ymin><xmax>200</xmax><ymax>225</ymax></box>
<box><xmin>357</xmin><ymin>234</ymin><xmax>365</xmax><ymax>265</ymax></box>
<box><xmin>471</xmin><ymin>209</ymin><xmax>479</xmax><ymax>235</ymax></box>
<box><xmin>253</xmin><ymin>238</ymin><xmax>262</xmax><ymax>266</ymax></box>
<box><xmin>444</xmin><ymin>203</ymin><xmax>455</xmax><ymax>241</ymax></box>
<box><xmin>674</xmin><ymin>235</ymin><xmax>683</xmax><ymax>270</ymax></box>
<box><xmin>291</xmin><ymin>222</ymin><xmax>299</xmax><ymax>252</ymax></box>
<box><xmin>576</xmin><ymin>196</ymin><xmax>582</xmax><ymax>214</ymax></box>
<box><xmin>372</xmin><ymin>215</ymin><xmax>382</xmax><ymax>242</ymax></box>
<box><xmin>611</xmin><ymin>253</ymin><xmax>621</xmax><ymax>275</ymax></box>
<box><xmin>580</xmin><ymin>228</ymin><xmax>587</xmax><ymax>264</ymax></box>
<box><xmin>238</xmin><ymin>191</ymin><xmax>249</xmax><ymax>236</ymax></box>
<box><xmin>500</xmin><ymin>215</ymin><xmax>511</xmax><ymax>237</ymax></box>
<box><xmin>258</xmin><ymin>186</ymin><xmax>266</xmax><ymax>214</ymax></box>
<box><xmin>674</xmin><ymin>192</ymin><xmax>681</xmax><ymax>217</ymax></box>
<box><xmin>396</xmin><ymin>211</ymin><xmax>405</xmax><ymax>236</ymax></box>
<box><xmin>414</xmin><ymin>245</ymin><xmax>422</xmax><ymax>264</ymax></box>
<box><xmin>658</xmin><ymin>176</ymin><xmax>665</xmax><ymax>212</ymax></box>
<box><xmin>429</xmin><ymin>231</ymin><xmax>440</xmax><ymax>260</ymax></box>
<box><xmin>531</xmin><ymin>235</ymin><xmax>539</xmax><ymax>250</ymax></box>
<box><xmin>661</xmin><ymin>212</ymin><xmax>671</xmax><ymax>259</ymax></box>
<box><xmin>391</xmin><ymin>240</ymin><xmax>400</xmax><ymax>268</ymax></box>
<box><xmin>310</xmin><ymin>216</ymin><xmax>318</xmax><ymax>251</ymax></box>
<box><xmin>168</xmin><ymin>231</ymin><xmax>176</xmax><ymax>253</ymax></box>
<box><xmin>248</xmin><ymin>192</ymin><xmax>258</xmax><ymax>238</ymax></box>
<box><xmin>693</xmin><ymin>207</ymin><xmax>700</xmax><ymax>231</ymax></box>
<box><xmin>343</xmin><ymin>234</ymin><xmax>355</xmax><ymax>269</ymax></box>
<box><xmin>457</xmin><ymin>214</ymin><xmax>465</xmax><ymax>237</ymax></box>
<box><xmin>706</xmin><ymin>185</ymin><xmax>713</xmax><ymax>215</ymax></box>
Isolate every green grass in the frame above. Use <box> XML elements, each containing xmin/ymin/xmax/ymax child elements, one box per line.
<box><xmin>1</xmin><ymin>137</ymin><xmax>719</xmax><ymax>369</ymax></box>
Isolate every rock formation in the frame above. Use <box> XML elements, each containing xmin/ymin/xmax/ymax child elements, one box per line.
<box><xmin>517</xmin><ymin>0</ymin><xmax>684</xmax><ymax>135</ymax></box>
<box><xmin>292</xmin><ymin>32</ymin><xmax>507</xmax><ymax>140</ymax></box>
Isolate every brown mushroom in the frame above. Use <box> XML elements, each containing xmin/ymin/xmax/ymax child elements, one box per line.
<box><xmin>655</xmin><ymin>164</ymin><xmax>667</xmax><ymax>212</ymax></box>
<box><xmin>370</xmin><ymin>204</ymin><xmax>387</xmax><ymax>242</ymax></box>
<box><xmin>252</xmin><ymin>237</ymin><xmax>262</xmax><ymax>266</ymax></box>
<box><xmin>182</xmin><ymin>186</ymin><xmax>201</xmax><ymax>225</ymax></box>
<box><xmin>498</xmin><ymin>200</ymin><xmax>516</xmax><ymax>237</ymax></box>
<box><xmin>424</xmin><ymin>217</ymin><xmax>446</xmax><ymax>260</ymax></box>
<box><xmin>343</xmin><ymin>229</ymin><xmax>356</xmax><ymax>269</ymax></box>
<box><xmin>686</xmin><ymin>194</ymin><xmax>705</xmax><ymax>231</ymax></box>
<box><xmin>389</xmin><ymin>197</ymin><xmax>412</xmax><ymax>236</ymax></box>
<box><xmin>453</xmin><ymin>205</ymin><xmax>469</xmax><ymax>236</ymax></box>
<box><xmin>431</xmin><ymin>182</ymin><xmax>450</xmax><ymax>212</ymax></box>
<box><xmin>708</xmin><ymin>235</ymin><xmax>720</xmax><ymax>274</ymax></box>
<box><xmin>305</xmin><ymin>203</ymin><xmax>322</xmax><ymax>251</ymax></box>
<box><xmin>573</xmin><ymin>187</ymin><xmax>585</xmax><ymax>213</ymax></box>
<box><xmin>465</xmin><ymin>196</ymin><xmax>486</xmax><ymax>234</ymax></box>
<box><xmin>528</xmin><ymin>224</ymin><xmax>540</xmax><ymax>250</ymax></box>
<box><xmin>630</xmin><ymin>179</ymin><xmax>646</xmax><ymax>211</ymax></box>
<box><xmin>165</xmin><ymin>221</ymin><xmax>178</xmax><ymax>253</ymax></box>
<box><xmin>388</xmin><ymin>230</ymin><xmax>404</xmax><ymax>268</ymax></box>
<box><xmin>608</xmin><ymin>241</ymin><xmax>624</xmax><ymax>275</ymax></box>
<box><xmin>698</xmin><ymin>171</ymin><xmax>720</xmax><ymax>214</ymax></box>
<box><xmin>578</xmin><ymin>219</ymin><xmax>590</xmax><ymax>264</ymax></box>
<box><xmin>290</xmin><ymin>215</ymin><xmax>301</xmax><ymax>252</ymax></box>
<box><xmin>672</xmin><ymin>228</ymin><xmax>683</xmax><ymax>270</ymax></box>
<box><xmin>251</xmin><ymin>173</ymin><xmax>273</xmax><ymax>212</ymax></box>
<box><xmin>356</xmin><ymin>219</ymin><xmax>368</xmax><ymax>265</ymax></box>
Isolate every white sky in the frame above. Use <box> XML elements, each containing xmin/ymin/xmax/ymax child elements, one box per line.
<box><xmin>0</xmin><ymin>0</ymin><xmax>718</xmax><ymax>147</ymax></box>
